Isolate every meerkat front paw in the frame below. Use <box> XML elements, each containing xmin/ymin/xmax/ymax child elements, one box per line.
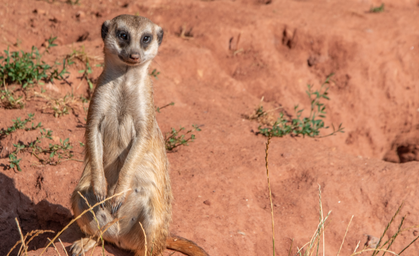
<box><xmin>70</xmin><ymin>238</ymin><xmax>97</xmax><ymax>256</ymax></box>
<box><xmin>110</xmin><ymin>186</ymin><xmax>131</xmax><ymax>214</ymax></box>
<box><xmin>92</xmin><ymin>178</ymin><xmax>108</xmax><ymax>208</ymax></box>
<box><xmin>110</xmin><ymin>192</ymin><xmax>126</xmax><ymax>214</ymax></box>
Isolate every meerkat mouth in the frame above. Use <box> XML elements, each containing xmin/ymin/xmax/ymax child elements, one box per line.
<box><xmin>118</xmin><ymin>54</ymin><xmax>142</xmax><ymax>66</ymax></box>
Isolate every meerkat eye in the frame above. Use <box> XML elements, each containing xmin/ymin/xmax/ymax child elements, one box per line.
<box><xmin>142</xmin><ymin>35</ymin><xmax>152</xmax><ymax>44</ymax></box>
<box><xmin>118</xmin><ymin>31</ymin><xmax>129</xmax><ymax>41</ymax></box>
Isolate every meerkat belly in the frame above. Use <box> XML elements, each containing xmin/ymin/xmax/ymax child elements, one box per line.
<box><xmin>101</xmin><ymin>114</ymin><xmax>136</xmax><ymax>187</ymax></box>
<box><xmin>99</xmin><ymin>115</ymin><xmax>164</xmax><ymax>237</ymax></box>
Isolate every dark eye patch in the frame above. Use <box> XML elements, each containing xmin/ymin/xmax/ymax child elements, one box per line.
<box><xmin>117</xmin><ymin>31</ymin><xmax>129</xmax><ymax>41</ymax></box>
<box><xmin>141</xmin><ymin>34</ymin><xmax>152</xmax><ymax>45</ymax></box>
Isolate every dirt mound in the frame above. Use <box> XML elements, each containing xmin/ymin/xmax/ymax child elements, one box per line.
<box><xmin>1</xmin><ymin>0</ymin><xmax>418</xmax><ymax>255</ymax></box>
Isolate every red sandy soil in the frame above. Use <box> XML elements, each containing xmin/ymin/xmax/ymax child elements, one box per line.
<box><xmin>1</xmin><ymin>0</ymin><xmax>419</xmax><ymax>255</ymax></box>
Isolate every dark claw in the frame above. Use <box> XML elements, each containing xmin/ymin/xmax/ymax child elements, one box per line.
<box><xmin>111</xmin><ymin>202</ymin><xmax>123</xmax><ymax>214</ymax></box>
<box><xmin>96</xmin><ymin>195</ymin><xmax>106</xmax><ymax>209</ymax></box>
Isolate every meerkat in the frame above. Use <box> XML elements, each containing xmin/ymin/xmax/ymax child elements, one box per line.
<box><xmin>70</xmin><ymin>15</ymin><xmax>209</xmax><ymax>256</ymax></box>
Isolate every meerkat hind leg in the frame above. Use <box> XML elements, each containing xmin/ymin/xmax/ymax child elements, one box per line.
<box><xmin>70</xmin><ymin>237</ymin><xmax>97</xmax><ymax>256</ymax></box>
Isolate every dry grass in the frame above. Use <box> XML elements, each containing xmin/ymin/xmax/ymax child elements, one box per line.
<box><xmin>243</xmin><ymin>97</ymin><xmax>279</xmax><ymax>126</ymax></box>
<box><xmin>77</xmin><ymin>191</ymin><xmax>106</xmax><ymax>256</ymax></box>
<box><xmin>34</xmin><ymin>92</ymin><xmax>80</xmax><ymax>118</ymax></box>
<box><xmin>263</xmin><ymin>139</ymin><xmax>419</xmax><ymax>256</ymax></box>
<box><xmin>6</xmin><ymin>189</ymin><xmax>130</xmax><ymax>256</ymax></box>
<box><xmin>139</xmin><ymin>221</ymin><xmax>148</xmax><ymax>256</ymax></box>
<box><xmin>6</xmin><ymin>218</ymin><xmax>54</xmax><ymax>256</ymax></box>
<box><xmin>264</xmin><ymin>136</ymin><xmax>276</xmax><ymax>256</ymax></box>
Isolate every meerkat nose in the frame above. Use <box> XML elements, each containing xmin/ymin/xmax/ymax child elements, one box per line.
<box><xmin>130</xmin><ymin>53</ymin><xmax>140</xmax><ymax>61</ymax></box>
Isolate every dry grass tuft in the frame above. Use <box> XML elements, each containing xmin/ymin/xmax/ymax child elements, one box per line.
<box><xmin>243</xmin><ymin>97</ymin><xmax>278</xmax><ymax>126</ymax></box>
<box><xmin>7</xmin><ymin>218</ymin><xmax>54</xmax><ymax>256</ymax></box>
<box><xmin>263</xmin><ymin>140</ymin><xmax>418</xmax><ymax>256</ymax></box>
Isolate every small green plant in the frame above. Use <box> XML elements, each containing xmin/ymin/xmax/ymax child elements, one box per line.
<box><xmin>8</xmin><ymin>142</ymin><xmax>25</xmax><ymax>172</ymax></box>
<box><xmin>0</xmin><ymin>45</ymin><xmax>68</xmax><ymax>89</ymax></box>
<box><xmin>165</xmin><ymin>124</ymin><xmax>201</xmax><ymax>151</ymax></box>
<box><xmin>156</xmin><ymin>102</ymin><xmax>174</xmax><ymax>113</ymax></box>
<box><xmin>44</xmin><ymin>36</ymin><xmax>58</xmax><ymax>53</ymax></box>
<box><xmin>149</xmin><ymin>69</ymin><xmax>160</xmax><ymax>80</ymax></box>
<box><xmin>370</xmin><ymin>3</ymin><xmax>384</xmax><ymax>13</ymax></box>
<box><xmin>7</xmin><ymin>128</ymin><xmax>76</xmax><ymax>171</ymax></box>
<box><xmin>66</xmin><ymin>46</ymin><xmax>97</xmax><ymax>98</ymax></box>
<box><xmin>258</xmin><ymin>74</ymin><xmax>344</xmax><ymax>138</ymax></box>
<box><xmin>8</xmin><ymin>152</ymin><xmax>22</xmax><ymax>172</ymax></box>
<box><xmin>0</xmin><ymin>113</ymin><xmax>42</xmax><ymax>137</ymax></box>
<box><xmin>29</xmin><ymin>129</ymin><xmax>75</xmax><ymax>165</ymax></box>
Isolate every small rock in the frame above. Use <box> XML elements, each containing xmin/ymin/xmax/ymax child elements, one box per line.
<box><xmin>203</xmin><ymin>200</ymin><xmax>211</xmax><ymax>206</ymax></box>
<box><xmin>364</xmin><ymin>234</ymin><xmax>379</xmax><ymax>248</ymax></box>
<box><xmin>307</xmin><ymin>56</ymin><xmax>318</xmax><ymax>67</ymax></box>
<box><xmin>49</xmin><ymin>17</ymin><xmax>59</xmax><ymax>23</ymax></box>
<box><xmin>77</xmin><ymin>32</ymin><xmax>89</xmax><ymax>42</ymax></box>
<box><xmin>76</xmin><ymin>11</ymin><xmax>86</xmax><ymax>19</ymax></box>
<box><xmin>33</xmin><ymin>9</ymin><xmax>46</xmax><ymax>15</ymax></box>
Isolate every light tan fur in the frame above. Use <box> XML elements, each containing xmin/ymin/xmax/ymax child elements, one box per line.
<box><xmin>70</xmin><ymin>15</ymin><xmax>208</xmax><ymax>256</ymax></box>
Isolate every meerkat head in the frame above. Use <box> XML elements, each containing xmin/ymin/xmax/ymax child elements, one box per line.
<box><xmin>101</xmin><ymin>15</ymin><xmax>163</xmax><ymax>66</ymax></box>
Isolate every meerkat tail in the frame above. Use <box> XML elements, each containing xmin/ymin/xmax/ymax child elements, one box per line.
<box><xmin>166</xmin><ymin>234</ymin><xmax>209</xmax><ymax>256</ymax></box>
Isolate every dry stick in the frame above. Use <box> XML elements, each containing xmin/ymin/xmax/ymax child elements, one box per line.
<box><xmin>138</xmin><ymin>221</ymin><xmax>148</xmax><ymax>256</ymax></box>
<box><xmin>7</xmin><ymin>240</ymin><xmax>22</xmax><ymax>256</ymax></box>
<box><xmin>398</xmin><ymin>234</ymin><xmax>419</xmax><ymax>255</ymax></box>
<box><xmin>265</xmin><ymin>136</ymin><xmax>275</xmax><ymax>256</ymax></box>
<box><xmin>25</xmin><ymin>230</ymin><xmax>54</xmax><ymax>248</ymax></box>
<box><xmin>353</xmin><ymin>241</ymin><xmax>360</xmax><ymax>254</ymax></box>
<box><xmin>15</xmin><ymin>218</ymin><xmax>26</xmax><ymax>256</ymax></box>
<box><xmin>82</xmin><ymin>211</ymin><xmax>123</xmax><ymax>256</ymax></box>
<box><xmin>295</xmin><ymin>211</ymin><xmax>331</xmax><ymax>256</ymax></box>
<box><xmin>382</xmin><ymin>216</ymin><xmax>405</xmax><ymax>256</ymax></box>
<box><xmin>7</xmin><ymin>230</ymin><xmax>54</xmax><ymax>256</ymax></box>
<box><xmin>372</xmin><ymin>203</ymin><xmax>404</xmax><ymax>256</ymax></box>
<box><xmin>351</xmin><ymin>248</ymin><xmax>398</xmax><ymax>256</ymax></box>
<box><xmin>337</xmin><ymin>215</ymin><xmax>354</xmax><ymax>256</ymax></box>
<box><xmin>318</xmin><ymin>184</ymin><xmax>325</xmax><ymax>256</ymax></box>
<box><xmin>76</xmin><ymin>191</ymin><xmax>106</xmax><ymax>256</ymax></box>
<box><xmin>310</xmin><ymin>220</ymin><xmax>332</xmax><ymax>256</ymax></box>
<box><xmin>39</xmin><ymin>189</ymin><xmax>131</xmax><ymax>256</ymax></box>
<box><xmin>288</xmin><ymin>239</ymin><xmax>294</xmax><ymax>256</ymax></box>
<box><xmin>91</xmin><ymin>217</ymin><xmax>122</xmax><ymax>248</ymax></box>
<box><xmin>7</xmin><ymin>230</ymin><xmax>36</xmax><ymax>256</ymax></box>
<box><xmin>58</xmin><ymin>238</ymin><xmax>69</xmax><ymax>256</ymax></box>
<box><xmin>48</xmin><ymin>238</ymin><xmax>62</xmax><ymax>256</ymax></box>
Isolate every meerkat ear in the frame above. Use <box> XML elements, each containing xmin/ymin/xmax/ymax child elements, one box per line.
<box><xmin>101</xmin><ymin>20</ymin><xmax>110</xmax><ymax>41</ymax></box>
<box><xmin>157</xmin><ymin>27</ymin><xmax>164</xmax><ymax>46</ymax></box>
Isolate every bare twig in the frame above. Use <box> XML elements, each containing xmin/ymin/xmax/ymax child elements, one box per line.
<box><xmin>265</xmin><ymin>136</ymin><xmax>275</xmax><ymax>256</ymax></box>
<box><xmin>58</xmin><ymin>238</ymin><xmax>69</xmax><ymax>256</ymax></box>
<box><xmin>48</xmin><ymin>238</ymin><xmax>62</xmax><ymax>256</ymax></box>
<box><xmin>139</xmin><ymin>221</ymin><xmax>148</xmax><ymax>256</ymax></box>
<box><xmin>337</xmin><ymin>215</ymin><xmax>354</xmax><ymax>256</ymax></box>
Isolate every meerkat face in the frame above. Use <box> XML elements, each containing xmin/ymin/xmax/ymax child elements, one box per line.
<box><xmin>101</xmin><ymin>15</ymin><xmax>163</xmax><ymax>66</ymax></box>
